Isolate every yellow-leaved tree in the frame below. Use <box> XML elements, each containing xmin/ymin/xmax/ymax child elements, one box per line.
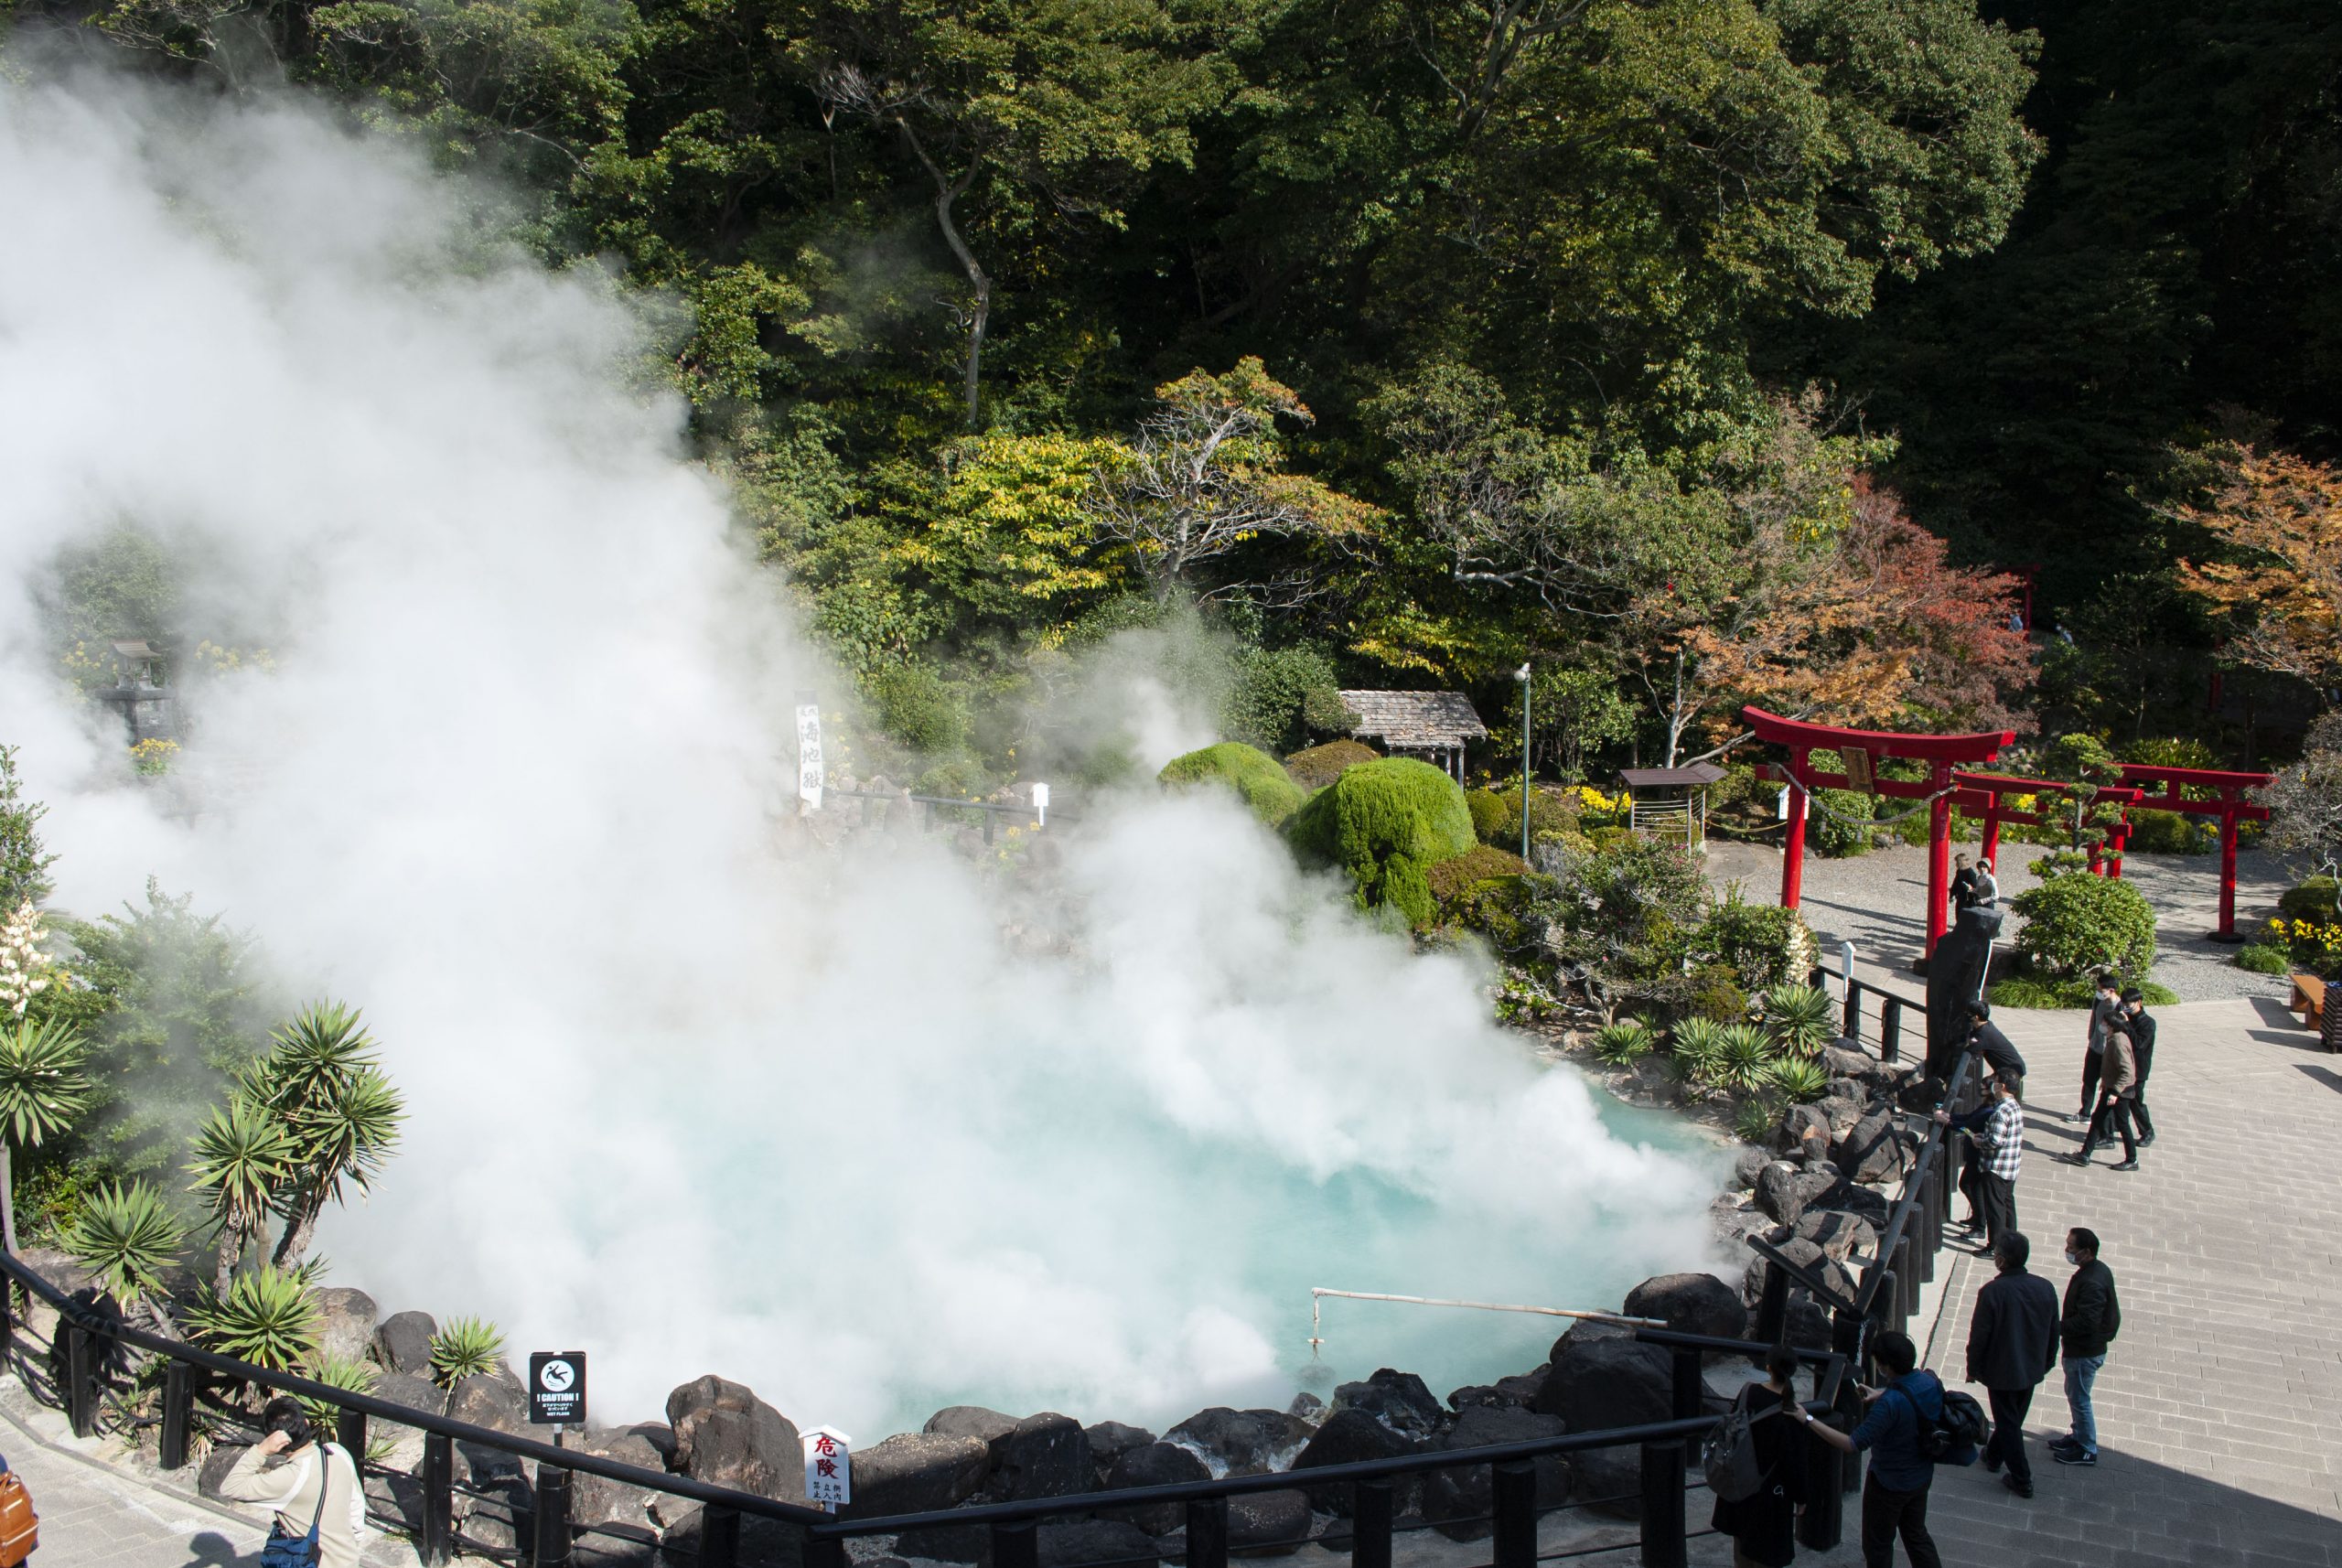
<box><xmin>2174</xmin><ymin>446</ymin><xmax>2342</xmax><ymax>694</ymax></box>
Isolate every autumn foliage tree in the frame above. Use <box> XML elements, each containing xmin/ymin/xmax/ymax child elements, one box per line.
<box><xmin>2173</xmin><ymin>446</ymin><xmax>2342</xmax><ymax>699</ymax></box>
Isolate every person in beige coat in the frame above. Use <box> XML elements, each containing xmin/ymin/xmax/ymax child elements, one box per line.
<box><xmin>217</xmin><ymin>1396</ymin><xmax>368</xmax><ymax>1568</ymax></box>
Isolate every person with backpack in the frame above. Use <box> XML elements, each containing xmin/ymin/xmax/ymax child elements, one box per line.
<box><xmin>1790</xmin><ymin>1330</ymin><xmax>1945</xmax><ymax>1568</ymax></box>
<box><xmin>1965</xmin><ymin>1230</ymin><xmax>2061</xmax><ymax>1498</ymax></box>
<box><xmin>2051</xmin><ymin>1228</ymin><xmax>2121</xmax><ymax>1467</ymax></box>
<box><xmin>217</xmin><ymin>1396</ymin><xmax>367</xmax><ymax>1568</ymax></box>
<box><xmin>1709</xmin><ymin>1344</ymin><xmax>1810</xmax><ymax>1568</ymax></box>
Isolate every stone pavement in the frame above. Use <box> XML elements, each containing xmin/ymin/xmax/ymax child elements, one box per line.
<box><xmin>1904</xmin><ymin>996</ymin><xmax>2342</xmax><ymax>1568</ymax></box>
<box><xmin>0</xmin><ymin>1389</ymin><xmax>266</xmax><ymax>1566</ymax></box>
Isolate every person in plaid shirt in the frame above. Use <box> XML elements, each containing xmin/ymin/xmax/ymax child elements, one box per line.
<box><xmin>1937</xmin><ymin>1073</ymin><xmax>2027</xmax><ymax>1248</ymax></box>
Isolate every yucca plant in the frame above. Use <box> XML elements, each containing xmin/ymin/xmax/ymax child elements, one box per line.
<box><xmin>1768</xmin><ymin>1057</ymin><xmax>1833</xmax><ymax>1104</ymax></box>
<box><xmin>243</xmin><ymin>1002</ymin><xmax>405</xmax><ymax>1270</ymax></box>
<box><xmin>1762</xmin><ymin>983</ymin><xmax>1835</xmax><ymax>1058</ymax></box>
<box><xmin>1733</xmin><ymin>1094</ymin><xmax>1782</xmax><ymax>1144</ymax></box>
<box><xmin>1713</xmin><ymin>1022</ymin><xmax>1778</xmax><ymax>1096</ymax></box>
<box><xmin>1592</xmin><ymin>1018</ymin><xmax>1654</xmax><ymax>1066</ymax></box>
<box><xmin>299</xmin><ymin>1353</ymin><xmax>379</xmax><ymax>1430</ymax></box>
<box><xmin>1669</xmin><ymin>1016</ymin><xmax>1728</xmax><ymax>1083</ymax></box>
<box><xmin>186</xmin><ymin>1094</ymin><xmax>297</xmax><ymax>1295</ymax></box>
<box><xmin>0</xmin><ymin>1015</ymin><xmax>91</xmax><ymax>1253</ymax></box>
<box><xmin>64</xmin><ymin>1179</ymin><xmax>188</xmax><ymax>1311</ymax></box>
<box><xmin>187</xmin><ymin>1264</ymin><xmax>321</xmax><ymax>1376</ymax></box>
<box><xmin>430</xmin><ymin>1316</ymin><xmax>506</xmax><ymax>1388</ymax></box>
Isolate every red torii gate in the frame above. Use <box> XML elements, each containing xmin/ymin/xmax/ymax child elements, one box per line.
<box><xmin>1746</xmin><ymin>707</ymin><xmax>2014</xmax><ymax>958</ymax></box>
<box><xmin>2109</xmin><ymin>764</ymin><xmax>2274</xmax><ymax>940</ymax></box>
<box><xmin>1961</xmin><ymin>771</ymin><xmax>2147</xmax><ymax>876</ymax></box>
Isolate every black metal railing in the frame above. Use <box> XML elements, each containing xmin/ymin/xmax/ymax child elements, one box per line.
<box><xmin>824</xmin><ymin>788</ymin><xmax>1056</xmax><ymax>844</ymax></box>
<box><xmin>3</xmin><ymin>1245</ymin><xmax>1858</xmax><ymax>1568</ymax></box>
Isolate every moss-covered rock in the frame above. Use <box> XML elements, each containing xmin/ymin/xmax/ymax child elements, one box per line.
<box><xmin>1284</xmin><ymin>757</ymin><xmax>1477</xmax><ymax>928</ymax></box>
<box><xmin>1284</xmin><ymin>738</ymin><xmax>1379</xmax><ymax>790</ymax></box>
<box><xmin>1159</xmin><ymin>742</ymin><xmax>1307</xmax><ymax>826</ymax></box>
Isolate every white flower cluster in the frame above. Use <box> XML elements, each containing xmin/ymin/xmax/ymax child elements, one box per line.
<box><xmin>0</xmin><ymin>900</ymin><xmax>51</xmax><ymax>1019</ymax></box>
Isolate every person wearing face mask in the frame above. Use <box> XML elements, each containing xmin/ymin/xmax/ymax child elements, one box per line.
<box><xmin>2051</xmin><ymin>1229</ymin><xmax>2120</xmax><ymax>1467</ymax></box>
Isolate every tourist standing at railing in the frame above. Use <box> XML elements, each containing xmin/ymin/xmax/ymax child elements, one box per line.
<box><xmin>2052</xmin><ymin>1228</ymin><xmax>2121</xmax><ymax>1468</ymax></box>
<box><xmin>1711</xmin><ymin>1344</ymin><xmax>1811</xmax><ymax>1568</ymax></box>
<box><xmin>1790</xmin><ymin>1329</ymin><xmax>1942</xmax><ymax>1568</ymax></box>
<box><xmin>2077</xmin><ymin>974</ymin><xmax>2122</xmax><ymax>1124</ymax></box>
<box><xmin>1936</xmin><ymin>1073</ymin><xmax>2025</xmax><ymax>1247</ymax></box>
<box><xmin>217</xmin><ymin>1397</ymin><xmax>367</xmax><ymax>1568</ymax></box>
<box><xmin>1965</xmin><ymin>1230</ymin><xmax>2060</xmax><ymax>1499</ymax></box>
<box><xmin>2120</xmin><ymin>991</ymin><xmax>2158</xmax><ymax>1145</ymax></box>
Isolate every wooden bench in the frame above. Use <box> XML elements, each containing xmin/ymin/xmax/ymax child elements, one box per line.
<box><xmin>2292</xmin><ymin>972</ymin><xmax>2325</xmax><ymax>1033</ymax></box>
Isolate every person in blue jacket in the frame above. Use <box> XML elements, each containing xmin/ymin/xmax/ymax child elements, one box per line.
<box><xmin>1791</xmin><ymin>1329</ymin><xmax>1943</xmax><ymax>1568</ymax></box>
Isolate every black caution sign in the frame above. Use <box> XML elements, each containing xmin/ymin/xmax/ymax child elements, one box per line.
<box><xmin>529</xmin><ymin>1350</ymin><xmax>586</xmax><ymax>1426</ymax></box>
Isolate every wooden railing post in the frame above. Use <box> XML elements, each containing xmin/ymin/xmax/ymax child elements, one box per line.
<box><xmin>1843</xmin><ymin>983</ymin><xmax>1862</xmax><ymax>1044</ymax></box>
<box><xmin>1352</xmin><ymin>1477</ymin><xmax>1393</xmax><ymax>1568</ymax></box>
<box><xmin>420</xmin><ymin>1432</ymin><xmax>454</xmax><ymax>1565</ymax></box>
<box><xmin>1493</xmin><ymin>1460</ymin><xmax>1537</xmax><ymax>1568</ymax></box>
<box><xmin>65</xmin><ymin>1321</ymin><xmax>96</xmax><ymax>1437</ymax></box>
<box><xmin>991</xmin><ymin>1519</ymin><xmax>1039</xmax><ymax>1568</ymax></box>
<box><xmin>532</xmin><ymin>1464</ymin><xmax>572</xmax><ymax>1567</ymax></box>
<box><xmin>1754</xmin><ymin>1260</ymin><xmax>1790</xmax><ymax>1348</ymax></box>
<box><xmin>805</xmin><ymin>1530</ymin><xmax>848</xmax><ymax>1568</ymax></box>
<box><xmin>337</xmin><ymin>1405</ymin><xmax>368</xmax><ymax>1469</ymax></box>
<box><xmin>701</xmin><ymin>1505</ymin><xmax>741</xmax><ymax>1568</ymax></box>
<box><xmin>1881</xmin><ymin>996</ymin><xmax>1903</xmax><ymax>1063</ymax></box>
<box><xmin>158</xmin><ymin>1361</ymin><xmax>193</xmax><ymax>1469</ymax></box>
<box><xmin>1637</xmin><ymin>1442</ymin><xmax>1687</xmax><ymax>1568</ymax></box>
<box><xmin>1187</xmin><ymin>1495</ymin><xmax>1230</xmax><ymax>1568</ymax></box>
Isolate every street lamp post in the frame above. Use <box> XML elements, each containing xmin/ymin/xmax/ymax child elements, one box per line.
<box><xmin>1515</xmin><ymin>663</ymin><xmax>1532</xmax><ymax>863</ymax></box>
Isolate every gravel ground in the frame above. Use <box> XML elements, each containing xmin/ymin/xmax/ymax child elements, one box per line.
<box><xmin>1702</xmin><ymin>835</ymin><xmax>2308</xmax><ymax>1004</ymax></box>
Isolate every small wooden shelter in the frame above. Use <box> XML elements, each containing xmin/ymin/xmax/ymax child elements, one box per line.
<box><xmin>1619</xmin><ymin>763</ymin><xmax>1726</xmax><ymax>847</ymax></box>
<box><xmin>1338</xmin><ymin>691</ymin><xmax>1490</xmax><ymax>779</ymax></box>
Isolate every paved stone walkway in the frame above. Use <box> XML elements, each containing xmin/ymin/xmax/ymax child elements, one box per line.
<box><xmin>0</xmin><ymin>1391</ymin><xmax>267</xmax><ymax>1566</ymax></box>
<box><xmin>1905</xmin><ymin>996</ymin><xmax>2342</xmax><ymax>1568</ymax></box>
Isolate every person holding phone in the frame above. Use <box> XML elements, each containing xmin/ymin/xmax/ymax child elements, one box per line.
<box><xmin>217</xmin><ymin>1396</ymin><xmax>367</xmax><ymax>1568</ymax></box>
<box><xmin>1790</xmin><ymin>1331</ymin><xmax>1943</xmax><ymax>1568</ymax></box>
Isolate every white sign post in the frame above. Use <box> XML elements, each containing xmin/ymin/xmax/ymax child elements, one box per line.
<box><xmin>795</xmin><ymin>694</ymin><xmax>824</xmax><ymax>815</ymax></box>
<box><xmin>1030</xmin><ymin>781</ymin><xmax>1049</xmax><ymax>827</ymax></box>
<box><xmin>802</xmin><ymin>1425</ymin><xmax>851</xmax><ymax>1511</ymax></box>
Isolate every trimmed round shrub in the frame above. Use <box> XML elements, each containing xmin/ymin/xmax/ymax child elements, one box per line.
<box><xmin>2280</xmin><ymin>876</ymin><xmax>2338</xmax><ymax>923</ymax></box>
<box><xmin>2123</xmin><ymin>811</ymin><xmax>2211</xmax><ymax>854</ymax></box>
<box><xmin>2010</xmin><ymin>872</ymin><xmax>2157</xmax><ymax>983</ymax></box>
<box><xmin>1284</xmin><ymin>756</ymin><xmax>1477</xmax><ymax>929</ymax></box>
<box><xmin>1684</xmin><ymin>964</ymin><xmax>1749</xmax><ymax>1024</ymax></box>
<box><xmin>2234</xmin><ymin>942</ymin><xmax>2291</xmax><ymax>975</ymax></box>
<box><xmin>1160</xmin><ymin>742</ymin><xmax>1307</xmax><ymax>827</ymax></box>
<box><xmin>1466</xmin><ymin>788</ymin><xmax>1511</xmax><ymax>843</ymax></box>
<box><xmin>1283</xmin><ymin>738</ymin><xmax>1379</xmax><ymax>790</ymax></box>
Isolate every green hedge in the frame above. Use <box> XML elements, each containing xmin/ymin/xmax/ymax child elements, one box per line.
<box><xmin>2280</xmin><ymin>876</ymin><xmax>2337</xmax><ymax>923</ymax></box>
<box><xmin>1990</xmin><ymin>975</ymin><xmax>2179</xmax><ymax>1008</ymax></box>
<box><xmin>1285</xmin><ymin>756</ymin><xmax>1477</xmax><ymax>928</ymax></box>
<box><xmin>2234</xmin><ymin>942</ymin><xmax>2291</xmax><ymax>975</ymax></box>
<box><xmin>1284</xmin><ymin>739</ymin><xmax>1379</xmax><ymax>790</ymax></box>
<box><xmin>1159</xmin><ymin>742</ymin><xmax>1306</xmax><ymax>826</ymax></box>
<box><xmin>1809</xmin><ymin>789</ymin><xmax>1875</xmax><ymax>857</ymax></box>
<box><xmin>2010</xmin><ymin>872</ymin><xmax>2157</xmax><ymax>983</ymax></box>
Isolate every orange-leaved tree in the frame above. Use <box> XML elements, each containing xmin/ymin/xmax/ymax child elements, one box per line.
<box><xmin>2173</xmin><ymin>445</ymin><xmax>2342</xmax><ymax>696</ymax></box>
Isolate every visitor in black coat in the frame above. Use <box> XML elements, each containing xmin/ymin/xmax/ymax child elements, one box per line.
<box><xmin>2121</xmin><ymin>992</ymin><xmax>2158</xmax><ymax>1144</ymax></box>
<box><xmin>1966</xmin><ymin>1230</ymin><xmax>2061</xmax><ymax>1498</ymax></box>
<box><xmin>1712</xmin><ymin>1344</ymin><xmax>1810</xmax><ymax>1568</ymax></box>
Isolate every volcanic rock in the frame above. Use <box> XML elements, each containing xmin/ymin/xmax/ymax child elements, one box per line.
<box><xmin>1286</xmin><ymin>1391</ymin><xmax>1326</xmax><ymax>1424</ymax></box>
<box><xmin>1792</xmin><ymin>1208</ymin><xmax>1878</xmax><ymax>1265</ymax></box>
<box><xmin>1084</xmin><ymin>1421</ymin><xmax>1156</xmax><ymax>1480</ymax></box>
<box><xmin>448</xmin><ymin>1372</ymin><xmax>528</xmax><ymax>1486</ymax></box>
<box><xmin>457</xmin><ymin>1473</ymin><xmax>533</xmax><ymax>1552</ymax></box>
<box><xmin>1771</xmin><ymin>1105</ymin><xmax>1832</xmax><ymax>1158</ymax></box>
<box><xmin>992</xmin><ymin>1412</ymin><xmax>1092</xmax><ymax>1501</ymax></box>
<box><xmin>1422</xmin><ymin>1405</ymin><xmax>1567</xmax><ymax>1540</ymax></box>
<box><xmin>1530</xmin><ymin>1322</ymin><xmax>1670</xmax><ymax>1431</ymax></box>
<box><xmin>1623</xmin><ymin>1273</ymin><xmax>1746</xmax><ymax>1342</ymax></box>
<box><xmin>1832</xmin><ymin>1106</ymin><xmax>1911</xmax><ymax>1185</ymax></box>
<box><xmin>667</xmin><ymin>1375</ymin><xmax>805</xmax><ymax>1499</ymax></box>
<box><xmin>1831</xmin><ymin>1183</ymin><xmax>1892</xmax><ymax>1225</ymax></box>
<box><xmin>1227</xmin><ymin>1489</ymin><xmax>1314</xmax><ymax>1554</ymax></box>
<box><xmin>1756</xmin><ymin>1162</ymin><xmax>1841</xmax><ymax>1227</ymax></box>
<box><xmin>374</xmin><ymin>1310</ymin><xmax>438</xmax><ymax>1377</ymax></box>
<box><xmin>1494</xmin><ymin>1369</ymin><xmax>1547</xmax><ymax>1406</ymax></box>
<box><xmin>661</xmin><ymin>1504</ymin><xmax>805</xmax><ymax>1568</ymax></box>
<box><xmin>1163</xmin><ymin>1408</ymin><xmax>1310</xmax><ymax>1477</ymax></box>
<box><xmin>1445</xmin><ymin>1385</ymin><xmax>1513</xmax><ymax>1412</ymax></box>
<box><xmin>1783</xmin><ymin>1296</ymin><xmax>1832</xmax><ymax>1350</ymax></box>
<box><xmin>1565</xmin><ymin>1444</ymin><xmax>1640</xmax><ymax>1519</ymax></box>
<box><xmin>199</xmin><ymin>1442</ymin><xmax>253</xmax><ymax>1499</ymax></box>
<box><xmin>370</xmin><ymin>1369</ymin><xmax>446</xmax><ymax>1424</ymax></box>
<box><xmin>1329</xmin><ymin>1369</ymin><xmax>1444</xmax><ymax>1439</ymax></box>
<box><xmin>925</xmin><ymin>1406</ymin><xmax>1019</xmax><ymax>1446</ymax></box>
<box><xmin>311</xmin><ymin>1286</ymin><xmax>378</xmax><ymax>1367</ymax></box>
<box><xmin>569</xmin><ymin>1430</ymin><xmax>668</xmax><ymax>1532</ymax></box>
<box><xmin>1100</xmin><ymin>1442</ymin><xmax>1209</xmax><ymax>1534</ymax></box>
<box><xmin>845</xmin><ymin>1433</ymin><xmax>992</xmax><ymax>1518</ymax></box>
<box><xmin>1731</xmin><ymin>1145</ymin><xmax>1773</xmax><ymax>1188</ymax></box>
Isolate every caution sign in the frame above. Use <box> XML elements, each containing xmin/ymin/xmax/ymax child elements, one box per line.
<box><xmin>802</xmin><ymin>1425</ymin><xmax>852</xmax><ymax>1508</ymax></box>
<box><xmin>528</xmin><ymin>1350</ymin><xmax>586</xmax><ymax>1426</ymax></box>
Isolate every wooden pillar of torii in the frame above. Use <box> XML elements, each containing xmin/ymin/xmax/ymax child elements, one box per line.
<box><xmin>1746</xmin><ymin>708</ymin><xmax>2015</xmax><ymax>960</ymax></box>
<box><xmin>2112</xmin><ymin>764</ymin><xmax>2275</xmax><ymax>941</ymax></box>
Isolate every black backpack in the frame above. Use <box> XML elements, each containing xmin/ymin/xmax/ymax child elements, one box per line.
<box><xmin>1893</xmin><ymin>1385</ymin><xmax>1989</xmax><ymax>1467</ymax></box>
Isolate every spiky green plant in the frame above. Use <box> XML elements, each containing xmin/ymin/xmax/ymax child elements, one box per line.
<box><xmin>0</xmin><ymin>1015</ymin><xmax>91</xmax><ymax>1253</ymax></box>
<box><xmin>1732</xmin><ymin>1094</ymin><xmax>1782</xmax><ymax>1144</ymax></box>
<box><xmin>64</xmin><ymin>1179</ymin><xmax>187</xmax><ymax>1305</ymax></box>
<box><xmin>429</xmin><ymin>1316</ymin><xmax>506</xmax><ymax>1388</ymax></box>
<box><xmin>242</xmin><ymin>1002</ymin><xmax>404</xmax><ymax>1270</ymax></box>
<box><xmin>1592</xmin><ymin>1018</ymin><xmax>1654</xmax><ymax>1066</ymax></box>
<box><xmin>186</xmin><ymin>1095</ymin><xmax>297</xmax><ymax>1294</ymax></box>
<box><xmin>1669</xmin><ymin>1016</ymin><xmax>1729</xmax><ymax>1082</ymax></box>
<box><xmin>1713</xmin><ymin>1022</ymin><xmax>1778</xmax><ymax>1096</ymax></box>
<box><xmin>1768</xmin><ymin>1057</ymin><xmax>1832</xmax><ymax>1104</ymax></box>
<box><xmin>186</xmin><ymin>1265</ymin><xmax>321</xmax><ymax>1374</ymax></box>
<box><xmin>300</xmin><ymin>1353</ymin><xmax>379</xmax><ymax>1430</ymax></box>
<box><xmin>1762</xmin><ymin>983</ymin><xmax>1835</xmax><ymax>1057</ymax></box>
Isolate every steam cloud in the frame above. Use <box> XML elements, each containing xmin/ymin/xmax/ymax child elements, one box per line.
<box><xmin>0</xmin><ymin>70</ymin><xmax>1722</xmax><ymax>1436</ymax></box>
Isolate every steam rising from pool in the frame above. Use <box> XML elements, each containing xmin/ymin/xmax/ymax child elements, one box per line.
<box><xmin>0</xmin><ymin>70</ymin><xmax>1721</xmax><ymax>1436</ymax></box>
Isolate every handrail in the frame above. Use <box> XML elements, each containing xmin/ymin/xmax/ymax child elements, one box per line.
<box><xmin>0</xmin><ymin>1246</ymin><xmax>833</xmax><ymax>1527</ymax></box>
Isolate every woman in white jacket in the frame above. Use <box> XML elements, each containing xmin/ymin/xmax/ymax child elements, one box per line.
<box><xmin>217</xmin><ymin>1397</ymin><xmax>369</xmax><ymax>1568</ymax></box>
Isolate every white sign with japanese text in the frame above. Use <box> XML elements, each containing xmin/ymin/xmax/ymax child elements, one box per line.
<box><xmin>802</xmin><ymin>1425</ymin><xmax>851</xmax><ymax>1508</ymax></box>
<box><xmin>796</xmin><ymin>701</ymin><xmax>824</xmax><ymax>812</ymax></box>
